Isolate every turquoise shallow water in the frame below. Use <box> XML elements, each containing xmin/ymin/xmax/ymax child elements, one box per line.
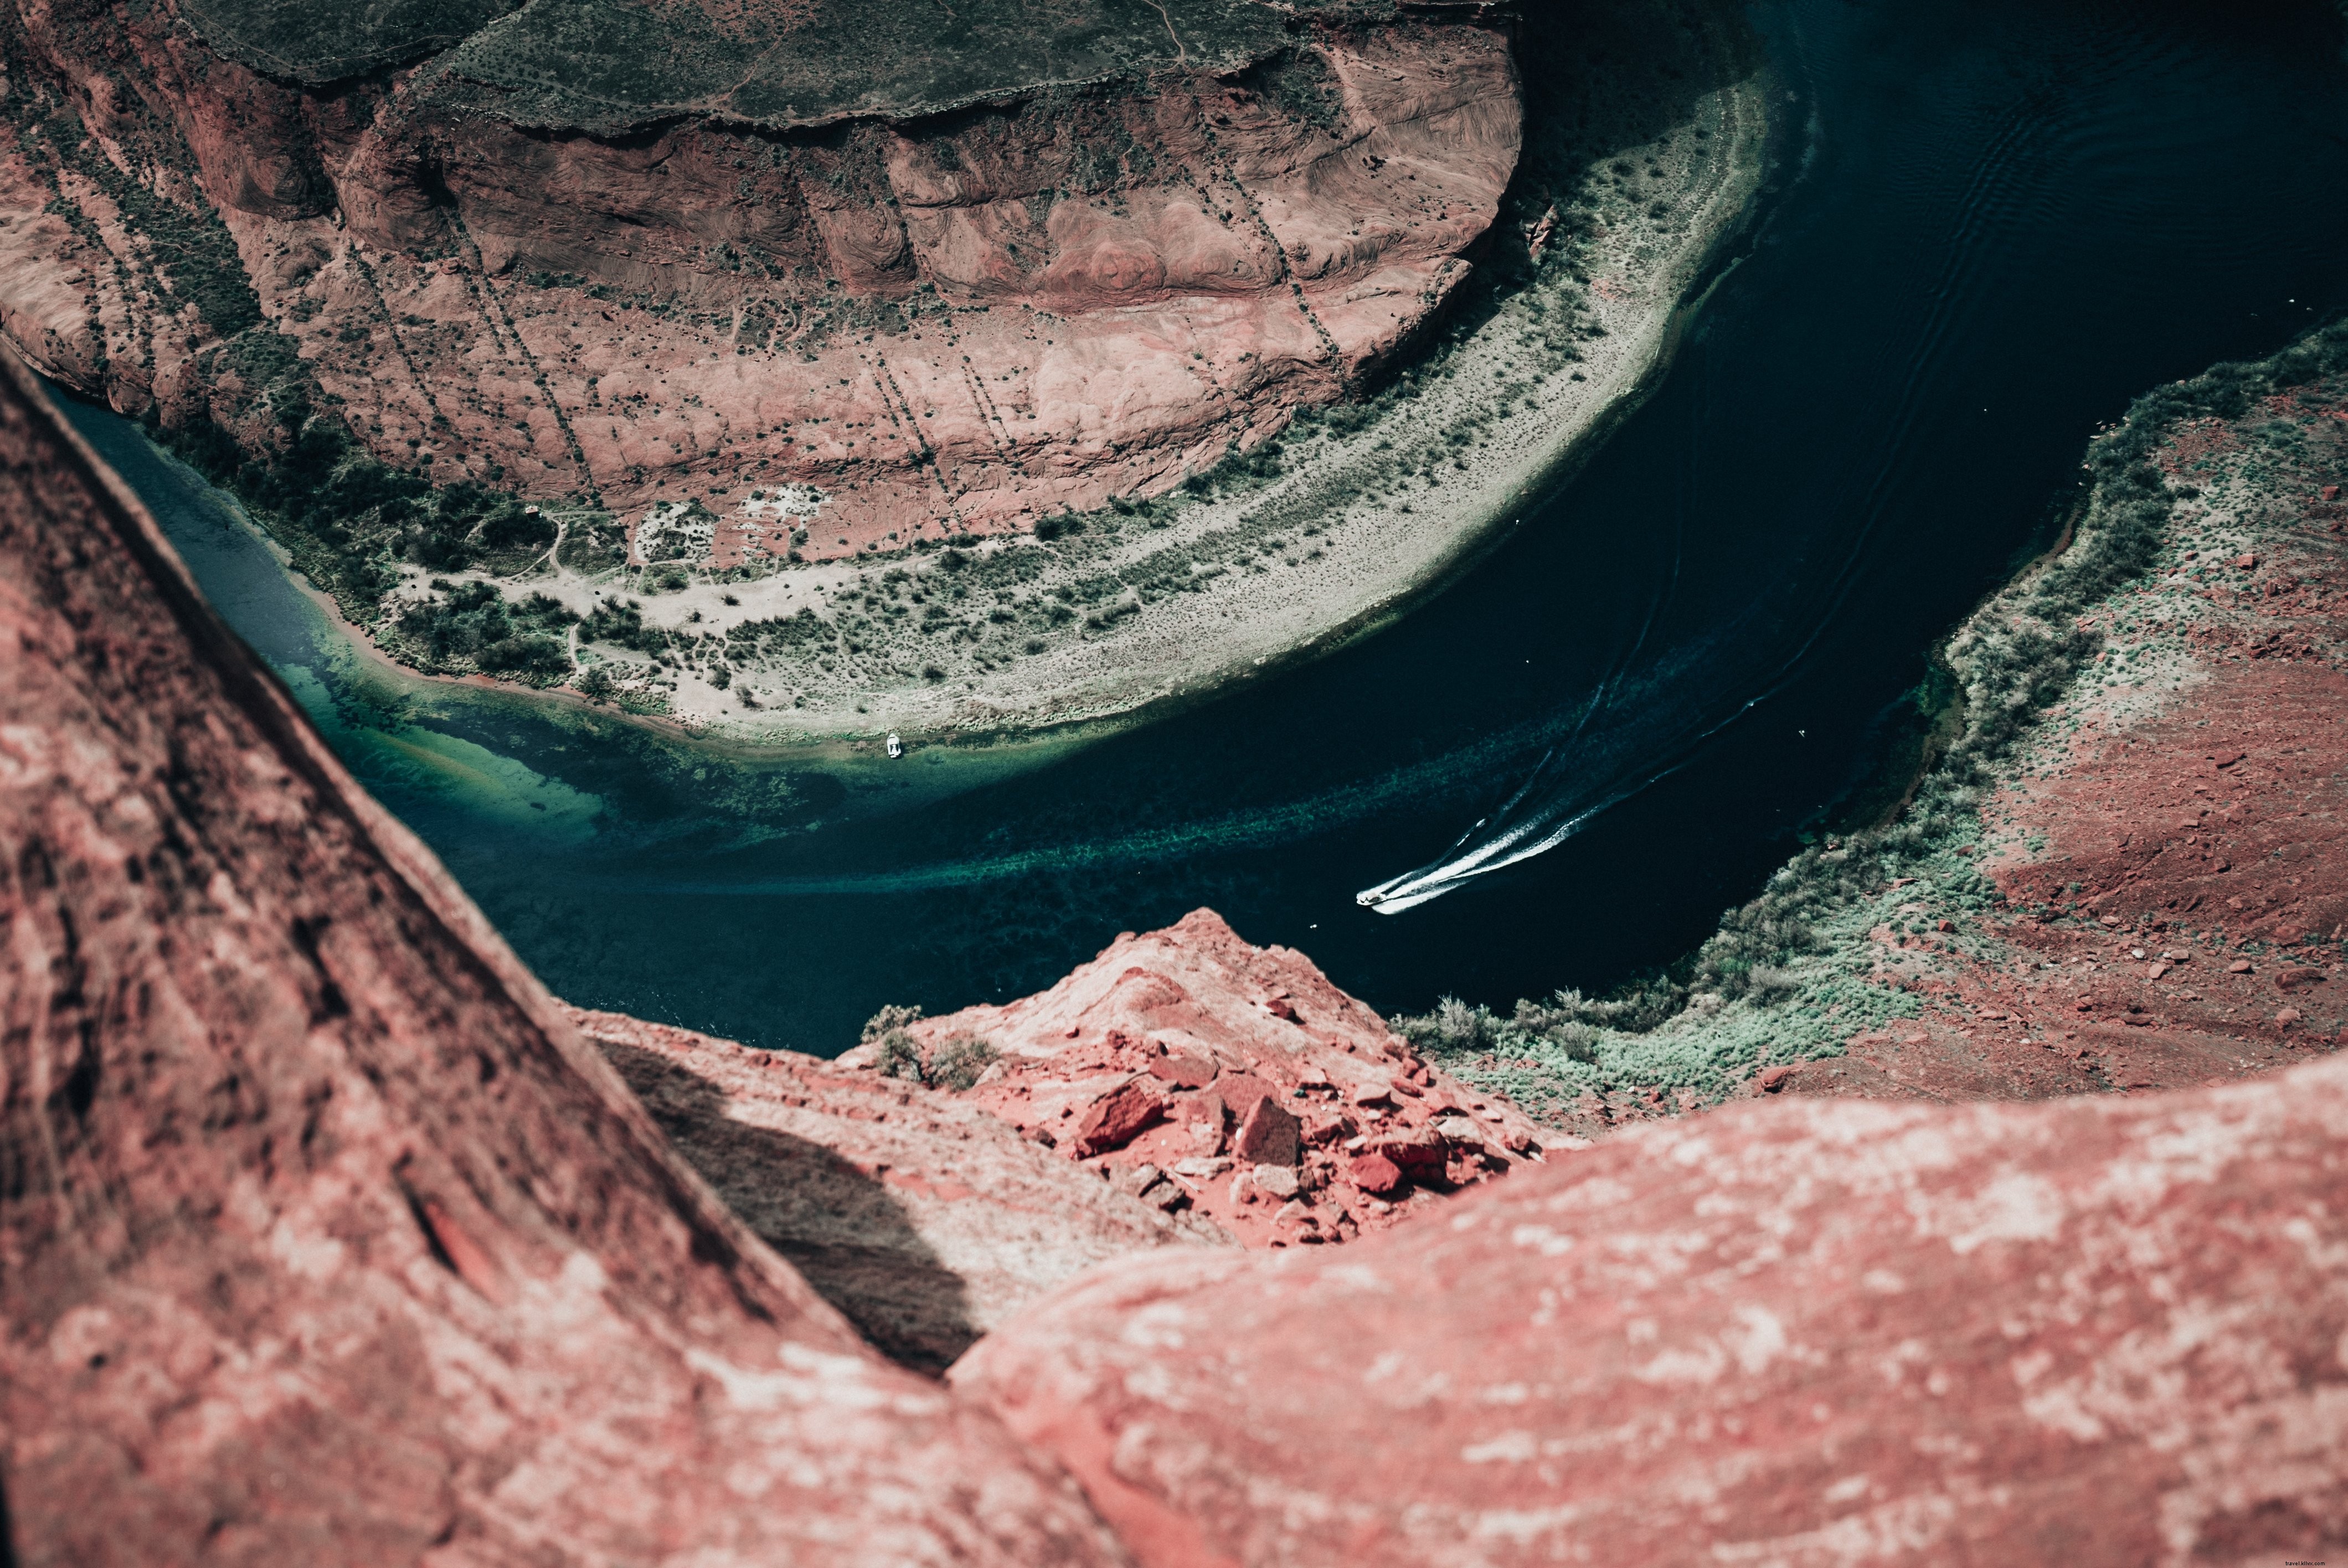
<box><xmin>60</xmin><ymin>0</ymin><xmax>2348</xmax><ymax>1052</ymax></box>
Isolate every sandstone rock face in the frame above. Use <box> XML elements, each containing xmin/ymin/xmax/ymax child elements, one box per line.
<box><xmin>0</xmin><ymin>0</ymin><xmax>1519</xmax><ymax>559</ymax></box>
<box><xmin>0</xmin><ymin>350</ymin><xmax>1124</xmax><ymax>1564</ymax></box>
<box><xmin>844</xmin><ymin>909</ymin><xmax>1559</xmax><ymax>1247</ymax></box>
<box><xmin>571</xmin><ymin>1005</ymin><xmax>1229</xmax><ymax>1373</ymax></box>
<box><xmin>958</xmin><ymin>1057</ymin><xmax>2348</xmax><ymax>1566</ymax></box>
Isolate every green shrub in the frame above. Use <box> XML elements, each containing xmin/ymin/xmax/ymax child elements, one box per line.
<box><xmin>873</xmin><ymin>1030</ymin><xmax>924</xmax><ymax>1082</ymax></box>
<box><xmin>926</xmin><ymin>1033</ymin><xmax>999</xmax><ymax>1091</ymax></box>
<box><xmin>861</xmin><ymin>1004</ymin><xmax>924</xmax><ymax>1045</ymax></box>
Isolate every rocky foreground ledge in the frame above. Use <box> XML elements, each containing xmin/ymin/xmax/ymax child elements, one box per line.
<box><xmin>5</xmin><ymin>350</ymin><xmax>2345</xmax><ymax>1562</ymax></box>
<box><xmin>568</xmin><ymin>907</ymin><xmax>1557</xmax><ymax>1370</ymax></box>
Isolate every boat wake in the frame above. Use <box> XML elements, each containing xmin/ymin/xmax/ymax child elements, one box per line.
<box><xmin>1353</xmin><ymin>644</ymin><xmax>1784</xmax><ymax>914</ymax></box>
<box><xmin>1356</xmin><ymin>496</ymin><xmax>1870</xmax><ymax>916</ymax></box>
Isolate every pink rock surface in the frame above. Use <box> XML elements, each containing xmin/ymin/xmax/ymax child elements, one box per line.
<box><xmin>957</xmin><ymin>1058</ymin><xmax>2348</xmax><ymax>1566</ymax></box>
<box><xmin>0</xmin><ymin>350</ymin><xmax>1122</xmax><ymax>1565</ymax></box>
<box><xmin>570</xmin><ymin>1006</ymin><xmax>1227</xmax><ymax>1373</ymax></box>
<box><xmin>842</xmin><ymin>909</ymin><xmax>1559</xmax><ymax>1247</ymax></box>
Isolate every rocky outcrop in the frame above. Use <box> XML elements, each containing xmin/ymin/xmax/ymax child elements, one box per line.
<box><xmin>957</xmin><ymin>1052</ymin><xmax>2348</xmax><ymax>1566</ymax></box>
<box><xmin>0</xmin><ymin>347</ymin><xmax>1124</xmax><ymax>1564</ymax></box>
<box><xmin>844</xmin><ymin>909</ymin><xmax>1561</xmax><ymax>1247</ymax></box>
<box><xmin>567</xmin><ymin>907</ymin><xmax>1561</xmax><ymax>1365</ymax></box>
<box><xmin>9</xmin><ymin>327</ymin><xmax>2345</xmax><ymax>1564</ymax></box>
<box><xmin>570</xmin><ymin>1005</ymin><xmax>1229</xmax><ymax>1372</ymax></box>
<box><xmin>0</xmin><ymin>0</ymin><xmax>1520</xmax><ymax>559</ymax></box>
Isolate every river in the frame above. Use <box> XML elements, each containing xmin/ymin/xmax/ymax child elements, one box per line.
<box><xmin>56</xmin><ymin>0</ymin><xmax>2348</xmax><ymax>1053</ymax></box>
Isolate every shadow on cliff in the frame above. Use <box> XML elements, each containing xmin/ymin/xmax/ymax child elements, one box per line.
<box><xmin>597</xmin><ymin>1040</ymin><xmax>982</xmax><ymax>1375</ymax></box>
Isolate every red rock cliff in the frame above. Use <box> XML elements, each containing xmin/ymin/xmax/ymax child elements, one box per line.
<box><xmin>0</xmin><ymin>346</ymin><xmax>1123</xmax><ymax>1564</ymax></box>
<box><xmin>0</xmin><ymin>0</ymin><xmax>1520</xmax><ymax>559</ymax></box>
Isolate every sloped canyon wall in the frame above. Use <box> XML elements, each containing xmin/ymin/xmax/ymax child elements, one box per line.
<box><xmin>0</xmin><ymin>344</ymin><xmax>1122</xmax><ymax>1565</ymax></box>
<box><xmin>0</xmin><ymin>0</ymin><xmax>1520</xmax><ymax>556</ymax></box>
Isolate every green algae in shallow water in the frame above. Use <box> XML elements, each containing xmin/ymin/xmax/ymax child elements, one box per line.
<box><xmin>359</xmin><ymin>724</ymin><xmax>603</xmax><ymax>843</ymax></box>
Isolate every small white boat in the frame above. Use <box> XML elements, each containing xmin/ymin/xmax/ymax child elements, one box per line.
<box><xmin>885</xmin><ymin>732</ymin><xmax>904</xmax><ymax>759</ymax></box>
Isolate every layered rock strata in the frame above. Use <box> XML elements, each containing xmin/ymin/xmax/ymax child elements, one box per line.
<box><xmin>570</xmin><ymin>1004</ymin><xmax>1230</xmax><ymax>1373</ymax></box>
<box><xmin>0</xmin><ymin>0</ymin><xmax>1518</xmax><ymax>554</ymax></box>
<box><xmin>0</xmin><ymin>349</ymin><xmax>1123</xmax><ymax>1564</ymax></box>
<box><xmin>845</xmin><ymin>909</ymin><xmax>1560</xmax><ymax>1247</ymax></box>
<box><xmin>958</xmin><ymin>1053</ymin><xmax>2348</xmax><ymax>1566</ymax></box>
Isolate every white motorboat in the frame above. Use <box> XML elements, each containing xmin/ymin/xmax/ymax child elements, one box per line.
<box><xmin>885</xmin><ymin>732</ymin><xmax>904</xmax><ymax>759</ymax></box>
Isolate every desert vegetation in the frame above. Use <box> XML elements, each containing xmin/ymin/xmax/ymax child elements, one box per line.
<box><xmin>862</xmin><ymin>1005</ymin><xmax>1000</xmax><ymax>1091</ymax></box>
<box><xmin>1407</xmin><ymin>318</ymin><xmax>2348</xmax><ymax>1118</ymax></box>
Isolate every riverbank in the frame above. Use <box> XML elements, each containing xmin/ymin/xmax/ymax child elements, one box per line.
<box><xmin>1415</xmin><ymin>319</ymin><xmax>2348</xmax><ymax>1134</ymax></box>
<box><xmin>338</xmin><ymin>2</ymin><xmax>1775</xmax><ymax>748</ymax></box>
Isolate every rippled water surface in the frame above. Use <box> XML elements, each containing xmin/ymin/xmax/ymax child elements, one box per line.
<box><xmin>65</xmin><ymin>0</ymin><xmax>2348</xmax><ymax>1051</ymax></box>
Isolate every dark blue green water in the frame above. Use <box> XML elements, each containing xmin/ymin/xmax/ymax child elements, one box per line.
<box><xmin>60</xmin><ymin>0</ymin><xmax>2348</xmax><ymax>1052</ymax></box>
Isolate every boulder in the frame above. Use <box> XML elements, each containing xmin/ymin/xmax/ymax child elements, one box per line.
<box><xmin>1249</xmin><ymin>1166</ymin><xmax>1301</xmax><ymax>1203</ymax></box>
<box><xmin>1346</xmin><ymin>1153</ymin><xmax>1404</xmax><ymax>1196</ymax></box>
<box><xmin>840</xmin><ymin>910</ymin><xmax>1561</xmax><ymax>1246</ymax></box>
<box><xmin>1232</xmin><ymin>1097</ymin><xmax>1302</xmax><ymax>1168</ymax></box>
<box><xmin>1364</xmin><ymin>1126</ymin><xmax>1448</xmax><ymax>1176</ymax></box>
<box><xmin>1075</xmin><ymin>1076</ymin><xmax>1170</xmax><ymax>1156</ymax></box>
<box><xmin>958</xmin><ymin>1058</ymin><xmax>2348</xmax><ymax>1566</ymax></box>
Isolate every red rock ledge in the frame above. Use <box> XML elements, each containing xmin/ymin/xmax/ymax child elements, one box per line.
<box><xmin>848</xmin><ymin>909</ymin><xmax>1559</xmax><ymax>1247</ymax></box>
<box><xmin>958</xmin><ymin>1054</ymin><xmax>2348</xmax><ymax>1565</ymax></box>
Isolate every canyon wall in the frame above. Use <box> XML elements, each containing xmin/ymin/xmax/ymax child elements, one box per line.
<box><xmin>0</xmin><ymin>345</ymin><xmax>1122</xmax><ymax>1565</ymax></box>
<box><xmin>0</xmin><ymin>0</ymin><xmax>1520</xmax><ymax>560</ymax></box>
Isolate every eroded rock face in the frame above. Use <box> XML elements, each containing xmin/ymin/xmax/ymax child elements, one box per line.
<box><xmin>843</xmin><ymin>909</ymin><xmax>1560</xmax><ymax>1247</ymax></box>
<box><xmin>0</xmin><ymin>0</ymin><xmax>1519</xmax><ymax>558</ymax></box>
<box><xmin>957</xmin><ymin>1057</ymin><xmax>2348</xmax><ymax>1566</ymax></box>
<box><xmin>571</xmin><ymin>1005</ymin><xmax>1229</xmax><ymax>1373</ymax></box>
<box><xmin>0</xmin><ymin>352</ymin><xmax>1124</xmax><ymax>1564</ymax></box>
